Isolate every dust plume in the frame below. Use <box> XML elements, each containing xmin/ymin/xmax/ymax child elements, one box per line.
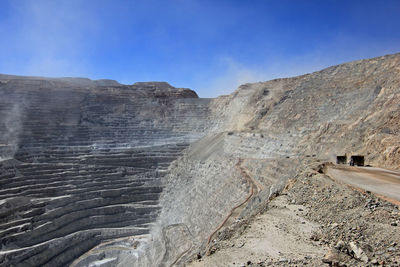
<box><xmin>0</xmin><ymin>103</ymin><xmax>24</xmax><ymax>160</ymax></box>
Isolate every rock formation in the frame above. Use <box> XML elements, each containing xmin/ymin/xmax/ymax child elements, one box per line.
<box><xmin>0</xmin><ymin>77</ymin><xmax>211</xmax><ymax>266</ymax></box>
<box><xmin>0</xmin><ymin>53</ymin><xmax>399</xmax><ymax>266</ymax></box>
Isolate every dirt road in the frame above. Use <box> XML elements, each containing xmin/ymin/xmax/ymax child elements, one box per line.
<box><xmin>327</xmin><ymin>165</ymin><xmax>400</xmax><ymax>203</ymax></box>
<box><xmin>206</xmin><ymin>159</ymin><xmax>261</xmax><ymax>248</ymax></box>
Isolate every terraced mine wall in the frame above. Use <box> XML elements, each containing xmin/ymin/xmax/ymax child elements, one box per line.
<box><xmin>0</xmin><ymin>77</ymin><xmax>211</xmax><ymax>266</ymax></box>
<box><xmin>0</xmin><ymin>53</ymin><xmax>399</xmax><ymax>267</ymax></box>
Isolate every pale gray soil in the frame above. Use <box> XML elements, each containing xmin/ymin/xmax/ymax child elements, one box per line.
<box><xmin>188</xmin><ymin>194</ymin><xmax>326</xmax><ymax>267</ymax></box>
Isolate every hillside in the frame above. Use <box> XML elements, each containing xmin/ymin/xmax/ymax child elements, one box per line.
<box><xmin>0</xmin><ymin>53</ymin><xmax>399</xmax><ymax>267</ymax></box>
<box><xmin>134</xmin><ymin>53</ymin><xmax>400</xmax><ymax>267</ymax></box>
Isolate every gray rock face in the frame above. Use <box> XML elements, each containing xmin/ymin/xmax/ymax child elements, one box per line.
<box><xmin>0</xmin><ymin>77</ymin><xmax>211</xmax><ymax>266</ymax></box>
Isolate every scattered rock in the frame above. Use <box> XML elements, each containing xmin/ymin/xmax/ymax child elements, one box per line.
<box><xmin>331</xmin><ymin>223</ymin><xmax>339</xmax><ymax>229</ymax></box>
<box><xmin>349</xmin><ymin>242</ymin><xmax>368</xmax><ymax>263</ymax></box>
<box><xmin>335</xmin><ymin>240</ymin><xmax>346</xmax><ymax>250</ymax></box>
<box><xmin>322</xmin><ymin>248</ymin><xmax>341</xmax><ymax>264</ymax></box>
<box><xmin>370</xmin><ymin>258</ymin><xmax>378</xmax><ymax>265</ymax></box>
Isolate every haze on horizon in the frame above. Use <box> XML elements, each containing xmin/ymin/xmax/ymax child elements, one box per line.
<box><xmin>0</xmin><ymin>0</ymin><xmax>399</xmax><ymax>97</ymax></box>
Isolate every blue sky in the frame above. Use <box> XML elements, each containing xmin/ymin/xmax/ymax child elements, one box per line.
<box><xmin>0</xmin><ymin>0</ymin><xmax>399</xmax><ymax>97</ymax></box>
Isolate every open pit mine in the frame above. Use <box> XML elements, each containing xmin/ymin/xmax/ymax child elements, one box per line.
<box><xmin>0</xmin><ymin>53</ymin><xmax>399</xmax><ymax>267</ymax></box>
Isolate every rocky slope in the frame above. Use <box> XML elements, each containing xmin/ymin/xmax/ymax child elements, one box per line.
<box><xmin>0</xmin><ymin>53</ymin><xmax>399</xmax><ymax>267</ymax></box>
<box><xmin>187</xmin><ymin>160</ymin><xmax>399</xmax><ymax>267</ymax></box>
<box><xmin>210</xmin><ymin>53</ymin><xmax>400</xmax><ymax>169</ymax></box>
<box><xmin>126</xmin><ymin>53</ymin><xmax>399</xmax><ymax>267</ymax></box>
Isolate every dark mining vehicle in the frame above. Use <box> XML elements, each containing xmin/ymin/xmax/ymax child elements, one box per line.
<box><xmin>350</xmin><ymin>155</ymin><xmax>365</xmax><ymax>166</ymax></box>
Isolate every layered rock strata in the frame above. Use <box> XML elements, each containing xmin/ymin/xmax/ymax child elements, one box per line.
<box><xmin>0</xmin><ymin>77</ymin><xmax>211</xmax><ymax>266</ymax></box>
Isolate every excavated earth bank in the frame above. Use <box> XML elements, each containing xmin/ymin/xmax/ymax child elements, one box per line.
<box><xmin>0</xmin><ymin>53</ymin><xmax>399</xmax><ymax>267</ymax></box>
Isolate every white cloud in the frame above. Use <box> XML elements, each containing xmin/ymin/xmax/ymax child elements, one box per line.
<box><xmin>0</xmin><ymin>0</ymin><xmax>98</xmax><ymax>77</ymax></box>
<box><xmin>201</xmin><ymin>57</ymin><xmax>268</xmax><ymax>97</ymax></box>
